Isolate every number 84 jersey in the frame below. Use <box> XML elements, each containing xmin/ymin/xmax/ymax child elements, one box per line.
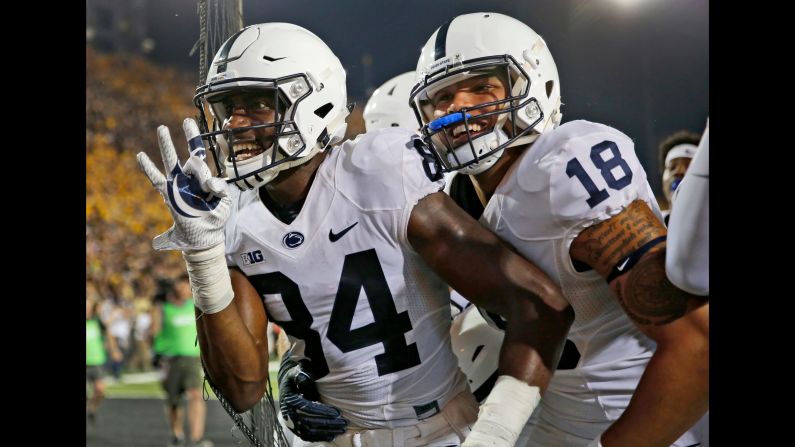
<box><xmin>481</xmin><ymin>120</ymin><xmax>662</xmax><ymax>372</ymax></box>
<box><xmin>223</xmin><ymin>127</ymin><xmax>466</xmax><ymax>429</ymax></box>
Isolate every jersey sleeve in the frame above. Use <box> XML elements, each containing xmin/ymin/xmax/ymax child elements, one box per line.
<box><xmin>545</xmin><ymin>121</ymin><xmax>657</xmax><ymax>239</ymax></box>
<box><xmin>335</xmin><ymin>127</ymin><xmax>445</xmax><ymax>247</ymax></box>
<box><xmin>402</xmin><ymin>134</ymin><xmax>447</xmax><ymax>203</ymax></box>
<box><xmin>336</xmin><ymin>127</ymin><xmax>445</xmax><ymax>211</ymax></box>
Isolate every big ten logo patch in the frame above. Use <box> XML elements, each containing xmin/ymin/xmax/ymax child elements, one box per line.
<box><xmin>240</xmin><ymin>250</ymin><xmax>264</xmax><ymax>265</ymax></box>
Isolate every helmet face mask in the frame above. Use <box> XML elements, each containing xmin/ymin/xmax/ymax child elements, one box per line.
<box><xmin>195</xmin><ymin>75</ymin><xmax>314</xmax><ymax>189</ymax></box>
<box><xmin>411</xmin><ymin>13</ymin><xmax>562</xmax><ymax>175</ymax></box>
<box><xmin>192</xmin><ymin>23</ymin><xmax>350</xmax><ymax>191</ymax></box>
<box><xmin>411</xmin><ymin>55</ymin><xmax>543</xmax><ymax>174</ymax></box>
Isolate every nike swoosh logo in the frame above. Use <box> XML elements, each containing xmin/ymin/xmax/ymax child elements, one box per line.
<box><xmin>329</xmin><ymin>222</ymin><xmax>358</xmax><ymax>242</ymax></box>
<box><xmin>616</xmin><ymin>257</ymin><xmax>631</xmax><ymax>272</ymax></box>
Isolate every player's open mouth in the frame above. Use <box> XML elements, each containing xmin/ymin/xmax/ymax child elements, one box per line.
<box><xmin>232</xmin><ymin>140</ymin><xmax>266</xmax><ymax>162</ymax></box>
<box><xmin>448</xmin><ymin>120</ymin><xmax>492</xmax><ymax>146</ymax></box>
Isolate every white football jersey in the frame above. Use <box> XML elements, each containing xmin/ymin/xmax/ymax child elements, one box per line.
<box><xmin>224</xmin><ymin>127</ymin><xmax>467</xmax><ymax>429</ymax></box>
<box><xmin>476</xmin><ymin>120</ymin><xmax>703</xmax><ymax>445</ymax></box>
<box><xmin>480</xmin><ymin>120</ymin><xmax>660</xmax><ymax>362</ymax></box>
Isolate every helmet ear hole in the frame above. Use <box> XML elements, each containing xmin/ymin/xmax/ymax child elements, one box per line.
<box><xmin>472</xmin><ymin>345</ymin><xmax>485</xmax><ymax>361</ymax></box>
<box><xmin>546</xmin><ymin>80</ymin><xmax>554</xmax><ymax>98</ymax></box>
<box><xmin>314</xmin><ymin>102</ymin><xmax>333</xmax><ymax>118</ymax></box>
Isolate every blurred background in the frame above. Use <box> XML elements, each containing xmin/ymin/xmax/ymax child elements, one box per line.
<box><xmin>85</xmin><ymin>1</ymin><xmax>708</xmax><ymax>446</ymax></box>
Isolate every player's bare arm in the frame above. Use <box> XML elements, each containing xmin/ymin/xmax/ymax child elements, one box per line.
<box><xmin>570</xmin><ymin>199</ymin><xmax>708</xmax><ymax>447</ymax></box>
<box><xmin>196</xmin><ymin>268</ymin><xmax>271</xmax><ymax>413</ymax></box>
<box><xmin>409</xmin><ymin>191</ymin><xmax>573</xmax><ymax>390</ymax></box>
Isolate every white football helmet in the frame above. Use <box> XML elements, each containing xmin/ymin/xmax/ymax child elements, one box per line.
<box><xmin>450</xmin><ymin>305</ymin><xmax>504</xmax><ymax>403</ymax></box>
<box><xmin>410</xmin><ymin>12</ymin><xmax>562</xmax><ymax>175</ymax></box>
<box><xmin>363</xmin><ymin>71</ymin><xmax>418</xmax><ymax>131</ymax></box>
<box><xmin>194</xmin><ymin>23</ymin><xmax>349</xmax><ymax>190</ymax></box>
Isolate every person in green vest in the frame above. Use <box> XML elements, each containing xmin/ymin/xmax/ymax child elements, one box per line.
<box><xmin>86</xmin><ymin>291</ymin><xmax>121</xmax><ymax>426</ymax></box>
<box><xmin>151</xmin><ymin>274</ymin><xmax>213</xmax><ymax>447</ymax></box>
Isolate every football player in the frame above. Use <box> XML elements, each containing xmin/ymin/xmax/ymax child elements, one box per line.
<box><xmin>361</xmin><ymin>70</ymin><xmax>507</xmax><ymax>406</ymax></box>
<box><xmin>409</xmin><ymin>12</ymin><xmax>709</xmax><ymax>447</ymax></box>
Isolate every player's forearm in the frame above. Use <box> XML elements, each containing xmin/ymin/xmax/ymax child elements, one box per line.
<box><xmin>197</xmin><ymin>305</ymin><xmax>270</xmax><ymax>412</ymax></box>
<box><xmin>183</xmin><ymin>245</ymin><xmax>269</xmax><ymax>411</ymax></box>
<box><xmin>500</xmin><ymin>300</ymin><xmax>573</xmax><ymax>390</ymax></box>
<box><xmin>601</xmin><ymin>334</ymin><xmax>708</xmax><ymax>447</ymax></box>
<box><xmin>451</xmin><ymin>244</ymin><xmax>574</xmax><ymax>389</ymax></box>
<box><xmin>602</xmin><ymin>249</ymin><xmax>708</xmax><ymax>445</ymax></box>
<box><xmin>495</xmin><ymin>243</ymin><xmax>574</xmax><ymax>388</ymax></box>
<box><xmin>441</xmin><ymin>228</ymin><xmax>575</xmax><ymax>388</ymax></box>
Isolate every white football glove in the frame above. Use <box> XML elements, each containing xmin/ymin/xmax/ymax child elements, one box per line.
<box><xmin>136</xmin><ymin>118</ymin><xmax>231</xmax><ymax>252</ymax></box>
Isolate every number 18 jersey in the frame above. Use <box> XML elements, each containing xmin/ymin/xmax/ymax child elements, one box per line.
<box><xmin>481</xmin><ymin>120</ymin><xmax>664</xmax><ymax>443</ymax></box>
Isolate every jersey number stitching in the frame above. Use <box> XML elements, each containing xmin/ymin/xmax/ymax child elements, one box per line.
<box><xmin>565</xmin><ymin>140</ymin><xmax>633</xmax><ymax>208</ymax></box>
<box><xmin>248</xmin><ymin>249</ymin><xmax>421</xmax><ymax>379</ymax></box>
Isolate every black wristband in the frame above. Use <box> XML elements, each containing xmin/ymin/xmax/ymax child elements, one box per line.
<box><xmin>606</xmin><ymin>236</ymin><xmax>666</xmax><ymax>283</ymax></box>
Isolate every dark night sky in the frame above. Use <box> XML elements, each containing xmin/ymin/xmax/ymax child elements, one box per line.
<box><xmin>130</xmin><ymin>0</ymin><xmax>708</xmax><ymax>194</ymax></box>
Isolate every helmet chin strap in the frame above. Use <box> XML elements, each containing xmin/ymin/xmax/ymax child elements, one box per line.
<box><xmin>502</xmin><ymin>94</ymin><xmax>562</xmax><ymax>148</ymax></box>
<box><xmin>501</xmin><ymin>109</ymin><xmax>540</xmax><ymax>149</ymax></box>
<box><xmin>456</xmin><ymin>114</ymin><xmax>542</xmax><ymax>176</ymax></box>
<box><xmin>506</xmin><ymin>132</ymin><xmax>539</xmax><ymax>148</ymax></box>
<box><xmin>547</xmin><ymin>96</ymin><xmax>563</xmax><ymax>130</ymax></box>
<box><xmin>323</xmin><ymin>108</ymin><xmax>349</xmax><ymax>147</ymax></box>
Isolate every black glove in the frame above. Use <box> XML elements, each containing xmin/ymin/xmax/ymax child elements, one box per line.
<box><xmin>278</xmin><ymin>356</ymin><xmax>348</xmax><ymax>442</ymax></box>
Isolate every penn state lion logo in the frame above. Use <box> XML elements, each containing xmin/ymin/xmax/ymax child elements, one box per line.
<box><xmin>282</xmin><ymin>232</ymin><xmax>305</xmax><ymax>249</ymax></box>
